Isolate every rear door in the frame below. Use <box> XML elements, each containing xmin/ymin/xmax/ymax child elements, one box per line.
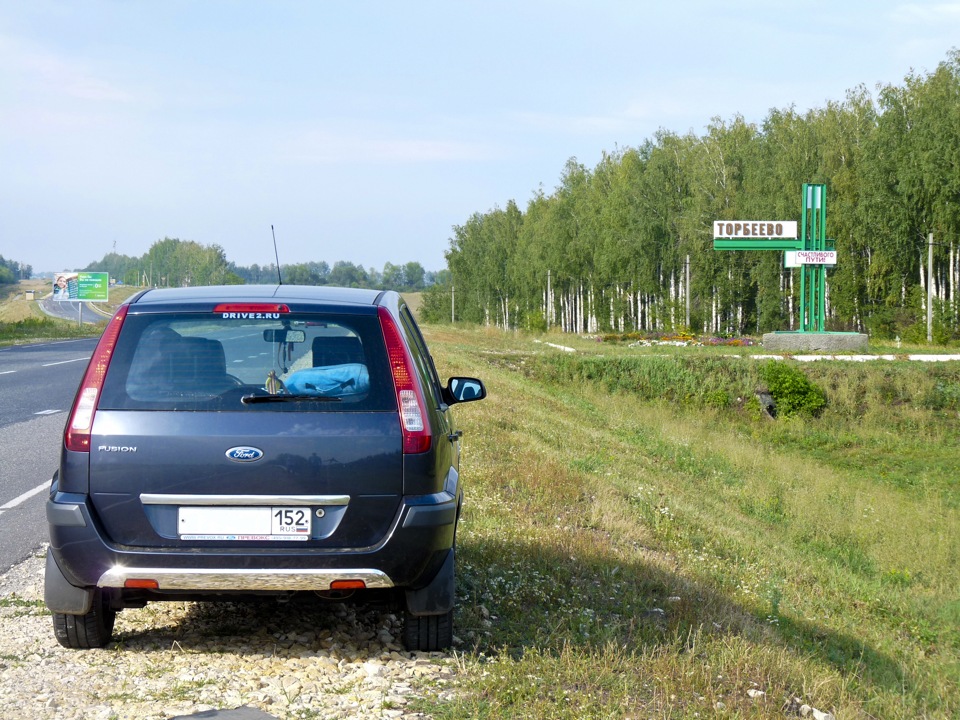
<box><xmin>90</xmin><ymin>308</ymin><xmax>403</xmax><ymax>549</ymax></box>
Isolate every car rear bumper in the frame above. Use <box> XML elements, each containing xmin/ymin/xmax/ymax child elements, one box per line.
<box><xmin>47</xmin><ymin>471</ymin><xmax>459</xmax><ymax>596</ymax></box>
<box><xmin>97</xmin><ymin>566</ymin><xmax>394</xmax><ymax>590</ymax></box>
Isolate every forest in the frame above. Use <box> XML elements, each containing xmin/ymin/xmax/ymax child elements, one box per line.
<box><xmin>80</xmin><ymin>238</ymin><xmax>442</xmax><ymax>294</ymax></box>
<box><xmin>421</xmin><ymin>50</ymin><xmax>960</xmax><ymax>342</ymax></box>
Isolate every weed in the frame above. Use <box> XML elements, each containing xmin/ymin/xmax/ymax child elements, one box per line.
<box><xmin>0</xmin><ymin>316</ymin><xmax>104</xmax><ymax>344</ymax></box>
<box><xmin>0</xmin><ymin>597</ymin><xmax>45</xmax><ymax>608</ymax></box>
<box><xmin>882</xmin><ymin>568</ymin><xmax>914</xmax><ymax>588</ymax></box>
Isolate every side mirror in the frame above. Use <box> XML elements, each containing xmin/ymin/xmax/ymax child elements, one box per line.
<box><xmin>446</xmin><ymin>377</ymin><xmax>486</xmax><ymax>404</ymax></box>
<box><xmin>263</xmin><ymin>329</ymin><xmax>306</xmax><ymax>343</ymax></box>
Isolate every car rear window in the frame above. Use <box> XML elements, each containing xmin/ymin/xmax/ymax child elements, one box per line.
<box><xmin>98</xmin><ymin>312</ymin><xmax>396</xmax><ymax>412</ymax></box>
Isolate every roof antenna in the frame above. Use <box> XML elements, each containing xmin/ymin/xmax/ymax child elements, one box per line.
<box><xmin>271</xmin><ymin>224</ymin><xmax>283</xmax><ymax>285</ymax></box>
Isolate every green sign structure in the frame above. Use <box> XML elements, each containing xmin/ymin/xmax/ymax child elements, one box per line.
<box><xmin>713</xmin><ymin>183</ymin><xmax>834</xmax><ymax>332</ymax></box>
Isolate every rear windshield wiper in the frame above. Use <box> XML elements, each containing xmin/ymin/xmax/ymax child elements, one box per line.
<box><xmin>241</xmin><ymin>394</ymin><xmax>342</xmax><ymax>404</ymax></box>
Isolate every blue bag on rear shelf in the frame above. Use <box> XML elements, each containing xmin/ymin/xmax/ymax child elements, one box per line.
<box><xmin>284</xmin><ymin>363</ymin><xmax>370</xmax><ymax>397</ymax></box>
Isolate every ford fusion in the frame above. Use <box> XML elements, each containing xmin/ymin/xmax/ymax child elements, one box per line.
<box><xmin>45</xmin><ymin>285</ymin><xmax>486</xmax><ymax>651</ymax></box>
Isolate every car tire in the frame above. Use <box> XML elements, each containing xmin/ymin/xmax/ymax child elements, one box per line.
<box><xmin>402</xmin><ymin>607</ymin><xmax>453</xmax><ymax>652</ymax></box>
<box><xmin>52</xmin><ymin>588</ymin><xmax>116</xmax><ymax>649</ymax></box>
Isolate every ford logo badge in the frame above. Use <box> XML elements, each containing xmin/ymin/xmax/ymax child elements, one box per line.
<box><xmin>225</xmin><ymin>446</ymin><xmax>264</xmax><ymax>462</ymax></box>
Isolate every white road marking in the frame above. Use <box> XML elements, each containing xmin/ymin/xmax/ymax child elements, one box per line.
<box><xmin>0</xmin><ymin>371</ymin><xmax>15</xmax><ymax>375</ymax></box>
<box><xmin>42</xmin><ymin>358</ymin><xmax>89</xmax><ymax>367</ymax></box>
<box><xmin>34</xmin><ymin>409</ymin><xmax>62</xmax><ymax>415</ymax></box>
<box><xmin>0</xmin><ymin>482</ymin><xmax>48</xmax><ymax>513</ymax></box>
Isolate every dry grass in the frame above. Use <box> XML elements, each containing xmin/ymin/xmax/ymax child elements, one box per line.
<box><xmin>402</xmin><ymin>291</ymin><xmax>424</xmax><ymax>318</ymax></box>
<box><xmin>0</xmin><ymin>280</ymin><xmax>49</xmax><ymax>322</ymax></box>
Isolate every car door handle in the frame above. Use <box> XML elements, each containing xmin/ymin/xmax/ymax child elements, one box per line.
<box><xmin>447</xmin><ymin>430</ymin><xmax>463</xmax><ymax>442</ymax></box>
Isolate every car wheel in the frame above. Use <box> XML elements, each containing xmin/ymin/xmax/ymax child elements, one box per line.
<box><xmin>402</xmin><ymin>607</ymin><xmax>453</xmax><ymax>652</ymax></box>
<box><xmin>52</xmin><ymin>588</ymin><xmax>116</xmax><ymax>649</ymax></box>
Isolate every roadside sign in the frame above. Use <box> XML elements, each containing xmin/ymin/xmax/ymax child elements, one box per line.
<box><xmin>52</xmin><ymin>271</ymin><xmax>109</xmax><ymax>301</ymax></box>
<box><xmin>712</xmin><ymin>183</ymin><xmax>833</xmax><ymax>332</ymax></box>
<box><xmin>713</xmin><ymin>221</ymin><xmax>801</xmax><ymax>250</ymax></box>
<box><xmin>785</xmin><ymin>250</ymin><xmax>837</xmax><ymax>267</ymax></box>
<box><xmin>713</xmin><ymin>221</ymin><xmax>798</xmax><ymax>239</ymax></box>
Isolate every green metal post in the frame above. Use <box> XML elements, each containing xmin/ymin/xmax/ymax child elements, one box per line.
<box><xmin>799</xmin><ymin>186</ymin><xmax>809</xmax><ymax>331</ymax></box>
<box><xmin>817</xmin><ymin>186</ymin><xmax>827</xmax><ymax>331</ymax></box>
<box><xmin>799</xmin><ymin>183</ymin><xmax>829</xmax><ymax>332</ymax></box>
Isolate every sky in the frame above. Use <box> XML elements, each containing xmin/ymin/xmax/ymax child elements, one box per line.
<box><xmin>2</xmin><ymin>1</ymin><xmax>960</xmax><ymax>276</ymax></box>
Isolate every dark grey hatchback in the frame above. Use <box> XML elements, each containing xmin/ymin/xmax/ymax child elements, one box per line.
<box><xmin>45</xmin><ymin>285</ymin><xmax>485</xmax><ymax>651</ymax></box>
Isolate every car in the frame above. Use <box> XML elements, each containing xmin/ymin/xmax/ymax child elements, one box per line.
<box><xmin>44</xmin><ymin>285</ymin><xmax>486</xmax><ymax>651</ymax></box>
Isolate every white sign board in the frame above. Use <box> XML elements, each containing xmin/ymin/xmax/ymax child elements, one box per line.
<box><xmin>713</xmin><ymin>221</ymin><xmax>798</xmax><ymax>239</ymax></box>
<box><xmin>784</xmin><ymin>250</ymin><xmax>837</xmax><ymax>267</ymax></box>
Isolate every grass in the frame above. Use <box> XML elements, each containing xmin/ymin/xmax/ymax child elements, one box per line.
<box><xmin>414</xmin><ymin>325</ymin><xmax>960</xmax><ymax>719</ymax></box>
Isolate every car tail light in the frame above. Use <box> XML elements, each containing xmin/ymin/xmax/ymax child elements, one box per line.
<box><xmin>64</xmin><ymin>305</ymin><xmax>129</xmax><ymax>452</ymax></box>
<box><xmin>213</xmin><ymin>303</ymin><xmax>290</xmax><ymax>313</ymax></box>
<box><xmin>378</xmin><ymin>306</ymin><xmax>431</xmax><ymax>454</ymax></box>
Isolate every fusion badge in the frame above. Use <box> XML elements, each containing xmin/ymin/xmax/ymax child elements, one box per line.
<box><xmin>225</xmin><ymin>446</ymin><xmax>264</xmax><ymax>462</ymax></box>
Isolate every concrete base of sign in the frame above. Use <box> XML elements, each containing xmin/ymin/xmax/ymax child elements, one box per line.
<box><xmin>761</xmin><ymin>332</ymin><xmax>868</xmax><ymax>353</ymax></box>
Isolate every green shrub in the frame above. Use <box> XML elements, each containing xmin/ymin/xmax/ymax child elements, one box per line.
<box><xmin>759</xmin><ymin>361</ymin><xmax>827</xmax><ymax>417</ymax></box>
<box><xmin>705</xmin><ymin>389</ymin><xmax>730</xmax><ymax>408</ymax></box>
<box><xmin>525</xmin><ymin>310</ymin><xmax>548</xmax><ymax>333</ymax></box>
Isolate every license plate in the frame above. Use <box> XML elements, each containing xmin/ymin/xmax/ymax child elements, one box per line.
<box><xmin>178</xmin><ymin>506</ymin><xmax>312</xmax><ymax>541</ymax></box>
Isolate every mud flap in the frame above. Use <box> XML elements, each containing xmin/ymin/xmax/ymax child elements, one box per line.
<box><xmin>404</xmin><ymin>548</ymin><xmax>454</xmax><ymax>616</ymax></box>
<box><xmin>44</xmin><ymin>552</ymin><xmax>93</xmax><ymax>615</ymax></box>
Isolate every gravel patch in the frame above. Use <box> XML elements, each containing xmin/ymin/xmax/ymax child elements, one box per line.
<box><xmin>0</xmin><ymin>548</ymin><xmax>457</xmax><ymax>719</ymax></box>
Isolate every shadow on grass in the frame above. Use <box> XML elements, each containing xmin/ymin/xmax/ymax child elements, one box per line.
<box><xmin>457</xmin><ymin>535</ymin><xmax>913</xmax><ymax>701</ymax></box>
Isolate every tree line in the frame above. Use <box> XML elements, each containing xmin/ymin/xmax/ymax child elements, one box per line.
<box><xmin>0</xmin><ymin>256</ymin><xmax>31</xmax><ymax>286</ymax></box>
<box><xmin>231</xmin><ymin>258</ymin><xmax>444</xmax><ymax>292</ymax></box>
<box><xmin>81</xmin><ymin>238</ymin><xmax>444</xmax><ymax>294</ymax></box>
<box><xmin>421</xmin><ymin>50</ymin><xmax>960</xmax><ymax>342</ymax></box>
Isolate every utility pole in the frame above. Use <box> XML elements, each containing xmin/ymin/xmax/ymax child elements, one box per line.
<box><xmin>451</xmin><ymin>285</ymin><xmax>455</xmax><ymax>324</ymax></box>
<box><xmin>928</xmin><ymin>232</ymin><xmax>934</xmax><ymax>344</ymax></box>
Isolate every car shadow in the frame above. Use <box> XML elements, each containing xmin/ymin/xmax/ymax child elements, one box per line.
<box><xmin>111</xmin><ymin>593</ymin><xmax>405</xmax><ymax>656</ymax></box>
<box><xmin>107</xmin><ymin>534</ymin><xmax>912</xmax><ymax>705</ymax></box>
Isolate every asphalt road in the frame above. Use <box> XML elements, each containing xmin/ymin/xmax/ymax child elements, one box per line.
<box><xmin>0</xmin><ymin>338</ymin><xmax>95</xmax><ymax>574</ymax></box>
<box><xmin>37</xmin><ymin>296</ymin><xmax>107</xmax><ymax>325</ymax></box>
